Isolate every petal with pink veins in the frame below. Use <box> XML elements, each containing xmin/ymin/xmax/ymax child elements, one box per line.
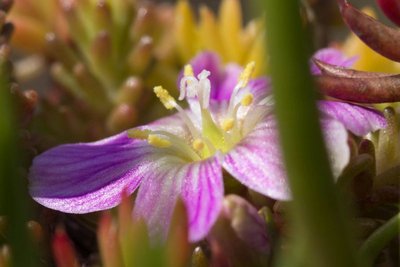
<box><xmin>133</xmin><ymin>155</ymin><xmax>224</xmax><ymax>242</ymax></box>
<box><xmin>321</xmin><ymin>117</ymin><xmax>350</xmax><ymax>178</ymax></box>
<box><xmin>223</xmin><ymin>116</ymin><xmax>290</xmax><ymax>200</ymax></box>
<box><xmin>311</xmin><ymin>48</ymin><xmax>358</xmax><ymax>75</ymax></box>
<box><xmin>29</xmin><ymin>114</ymin><xmax>187</xmax><ymax>214</ymax></box>
<box><xmin>29</xmin><ymin>132</ymin><xmax>153</xmax><ymax>213</ymax></box>
<box><xmin>319</xmin><ymin>100</ymin><xmax>387</xmax><ymax>136</ymax></box>
<box><xmin>224</xmin><ymin>115</ymin><xmax>351</xmax><ymax>200</ymax></box>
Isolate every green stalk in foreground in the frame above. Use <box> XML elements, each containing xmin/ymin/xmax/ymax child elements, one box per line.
<box><xmin>262</xmin><ymin>1</ymin><xmax>358</xmax><ymax>266</ymax></box>
<box><xmin>0</xmin><ymin>63</ymin><xmax>38</xmax><ymax>266</ymax></box>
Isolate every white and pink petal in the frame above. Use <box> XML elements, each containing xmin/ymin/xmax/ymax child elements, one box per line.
<box><xmin>29</xmin><ymin>132</ymin><xmax>155</xmax><ymax>213</ymax></box>
<box><xmin>311</xmin><ymin>48</ymin><xmax>358</xmax><ymax>75</ymax></box>
<box><xmin>223</xmin><ymin>116</ymin><xmax>291</xmax><ymax>200</ymax></box>
<box><xmin>224</xmin><ymin>114</ymin><xmax>351</xmax><ymax>200</ymax></box>
<box><xmin>320</xmin><ymin>118</ymin><xmax>350</xmax><ymax>177</ymax></box>
<box><xmin>29</xmin><ymin>113</ymin><xmax>190</xmax><ymax>214</ymax></box>
<box><xmin>133</xmin><ymin>155</ymin><xmax>224</xmax><ymax>242</ymax></box>
<box><xmin>318</xmin><ymin>100</ymin><xmax>387</xmax><ymax>136</ymax></box>
<box><xmin>143</xmin><ymin>112</ymin><xmax>193</xmax><ymax>139</ymax></box>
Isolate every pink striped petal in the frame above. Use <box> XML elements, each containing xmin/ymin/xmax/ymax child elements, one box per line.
<box><xmin>143</xmin><ymin>112</ymin><xmax>192</xmax><ymax>139</ymax></box>
<box><xmin>321</xmin><ymin>118</ymin><xmax>350</xmax><ymax>178</ymax></box>
<box><xmin>319</xmin><ymin>100</ymin><xmax>387</xmax><ymax>136</ymax></box>
<box><xmin>223</xmin><ymin>116</ymin><xmax>290</xmax><ymax>200</ymax></box>
<box><xmin>218</xmin><ymin>65</ymin><xmax>271</xmax><ymax>103</ymax></box>
<box><xmin>216</xmin><ymin>64</ymin><xmax>242</xmax><ymax>101</ymax></box>
<box><xmin>247</xmin><ymin>77</ymin><xmax>272</xmax><ymax>103</ymax></box>
<box><xmin>29</xmin><ymin>133</ymin><xmax>153</xmax><ymax>213</ymax></box>
<box><xmin>133</xmin><ymin>155</ymin><xmax>224</xmax><ymax>242</ymax></box>
<box><xmin>311</xmin><ymin>48</ymin><xmax>358</xmax><ymax>75</ymax></box>
<box><xmin>224</xmin><ymin>115</ymin><xmax>351</xmax><ymax>200</ymax></box>
<box><xmin>29</xmin><ymin>114</ymin><xmax>186</xmax><ymax>214</ymax></box>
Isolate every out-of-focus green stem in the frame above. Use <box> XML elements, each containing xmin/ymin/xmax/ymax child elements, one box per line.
<box><xmin>0</xmin><ymin>64</ymin><xmax>38</xmax><ymax>266</ymax></box>
<box><xmin>261</xmin><ymin>1</ymin><xmax>358</xmax><ymax>266</ymax></box>
<box><xmin>358</xmin><ymin>213</ymin><xmax>399</xmax><ymax>267</ymax></box>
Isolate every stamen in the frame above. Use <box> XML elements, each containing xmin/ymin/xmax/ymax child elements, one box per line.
<box><xmin>179</xmin><ymin>76</ymin><xmax>196</xmax><ymax>100</ymax></box>
<box><xmin>147</xmin><ymin>134</ymin><xmax>171</xmax><ymax>148</ymax></box>
<box><xmin>179</xmin><ymin>65</ymin><xmax>196</xmax><ymax>100</ymax></box>
<box><xmin>173</xmin><ymin>104</ymin><xmax>200</xmax><ymax>138</ymax></box>
<box><xmin>198</xmin><ymin>70</ymin><xmax>211</xmax><ymax>108</ymax></box>
<box><xmin>221</xmin><ymin>118</ymin><xmax>235</xmax><ymax>132</ymax></box>
<box><xmin>228</xmin><ymin>62</ymin><xmax>256</xmax><ymax>116</ymax></box>
<box><xmin>127</xmin><ymin>129</ymin><xmax>151</xmax><ymax>139</ymax></box>
<box><xmin>151</xmin><ymin>63</ymin><xmax>261</xmax><ymax>158</ymax></box>
<box><xmin>154</xmin><ymin>83</ymin><xmax>200</xmax><ymax>139</ymax></box>
<box><xmin>241</xmin><ymin>93</ymin><xmax>254</xmax><ymax>106</ymax></box>
<box><xmin>154</xmin><ymin>86</ymin><xmax>176</xmax><ymax>110</ymax></box>
<box><xmin>184</xmin><ymin>64</ymin><xmax>194</xmax><ymax>77</ymax></box>
<box><xmin>197</xmin><ymin>69</ymin><xmax>210</xmax><ymax>80</ymax></box>
<box><xmin>179</xmin><ymin>69</ymin><xmax>212</xmax><ymax>109</ymax></box>
<box><xmin>151</xmin><ymin>130</ymin><xmax>201</xmax><ymax>160</ymax></box>
<box><xmin>192</xmin><ymin>138</ymin><xmax>205</xmax><ymax>151</ymax></box>
<box><xmin>238</xmin><ymin>62</ymin><xmax>255</xmax><ymax>88</ymax></box>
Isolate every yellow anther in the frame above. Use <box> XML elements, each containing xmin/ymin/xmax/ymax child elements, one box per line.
<box><xmin>238</xmin><ymin>61</ymin><xmax>255</xmax><ymax>88</ymax></box>
<box><xmin>221</xmin><ymin>118</ymin><xmax>235</xmax><ymax>132</ymax></box>
<box><xmin>127</xmin><ymin>129</ymin><xmax>151</xmax><ymax>139</ymax></box>
<box><xmin>241</xmin><ymin>93</ymin><xmax>254</xmax><ymax>106</ymax></box>
<box><xmin>154</xmin><ymin>86</ymin><xmax>176</xmax><ymax>110</ymax></box>
<box><xmin>184</xmin><ymin>64</ymin><xmax>194</xmax><ymax>77</ymax></box>
<box><xmin>192</xmin><ymin>138</ymin><xmax>205</xmax><ymax>151</ymax></box>
<box><xmin>147</xmin><ymin>134</ymin><xmax>171</xmax><ymax>148</ymax></box>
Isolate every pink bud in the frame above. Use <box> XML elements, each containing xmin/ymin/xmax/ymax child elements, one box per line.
<box><xmin>222</xmin><ymin>195</ymin><xmax>270</xmax><ymax>252</ymax></box>
<box><xmin>52</xmin><ymin>226</ymin><xmax>79</xmax><ymax>267</ymax></box>
<box><xmin>97</xmin><ymin>212</ymin><xmax>123</xmax><ymax>267</ymax></box>
<box><xmin>207</xmin><ymin>195</ymin><xmax>271</xmax><ymax>266</ymax></box>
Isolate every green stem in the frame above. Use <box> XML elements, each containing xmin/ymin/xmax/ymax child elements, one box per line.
<box><xmin>0</xmin><ymin>63</ymin><xmax>38</xmax><ymax>265</ymax></box>
<box><xmin>261</xmin><ymin>1</ymin><xmax>358</xmax><ymax>266</ymax></box>
<box><xmin>358</xmin><ymin>213</ymin><xmax>400</xmax><ymax>267</ymax></box>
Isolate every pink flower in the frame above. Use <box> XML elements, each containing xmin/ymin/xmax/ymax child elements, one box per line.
<box><xmin>29</xmin><ymin>51</ymin><xmax>386</xmax><ymax>242</ymax></box>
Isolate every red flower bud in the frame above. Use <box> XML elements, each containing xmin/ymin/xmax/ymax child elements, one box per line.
<box><xmin>52</xmin><ymin>226</ymin><xmax>79</xmax><ymax>267</ymax></box>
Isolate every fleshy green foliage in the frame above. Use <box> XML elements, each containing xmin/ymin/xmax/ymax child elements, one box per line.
<box><xmin>0</xmin><ymin>46</ymin><xmax>38</xmax><ymax>267</ymax></box>
<box><xmin>11</xmin><ymin>0</ymin><xmax>178</xmax><ymax>146</ymax></box>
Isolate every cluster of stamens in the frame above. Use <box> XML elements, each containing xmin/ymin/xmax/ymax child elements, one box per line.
<box><xmin>128</xmin><ymin>62</ymin><xmax>257</xmax><ymax>161</ymax></box>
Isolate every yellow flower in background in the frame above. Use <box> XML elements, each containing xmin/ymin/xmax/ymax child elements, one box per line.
<box><xmin>341</xmin><ymin>7</ymin><xmax>400</xmax><ymax>73</ymax></box>
<box><xmin>174</xmin><ymin>0</ymin><xmax>266</xmax><ymax>76</ymax></box>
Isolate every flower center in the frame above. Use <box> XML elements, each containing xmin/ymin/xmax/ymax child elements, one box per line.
<box><xmin>128</xmin><ymin>62</ymin><xmax>260</xmax><ymax>161</ymax></box>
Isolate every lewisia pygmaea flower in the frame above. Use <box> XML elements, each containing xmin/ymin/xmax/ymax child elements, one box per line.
<box><xmin>29</xmin><ymin>51</ymin><xmax>385</xmax><ymax>242</ymax></box>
